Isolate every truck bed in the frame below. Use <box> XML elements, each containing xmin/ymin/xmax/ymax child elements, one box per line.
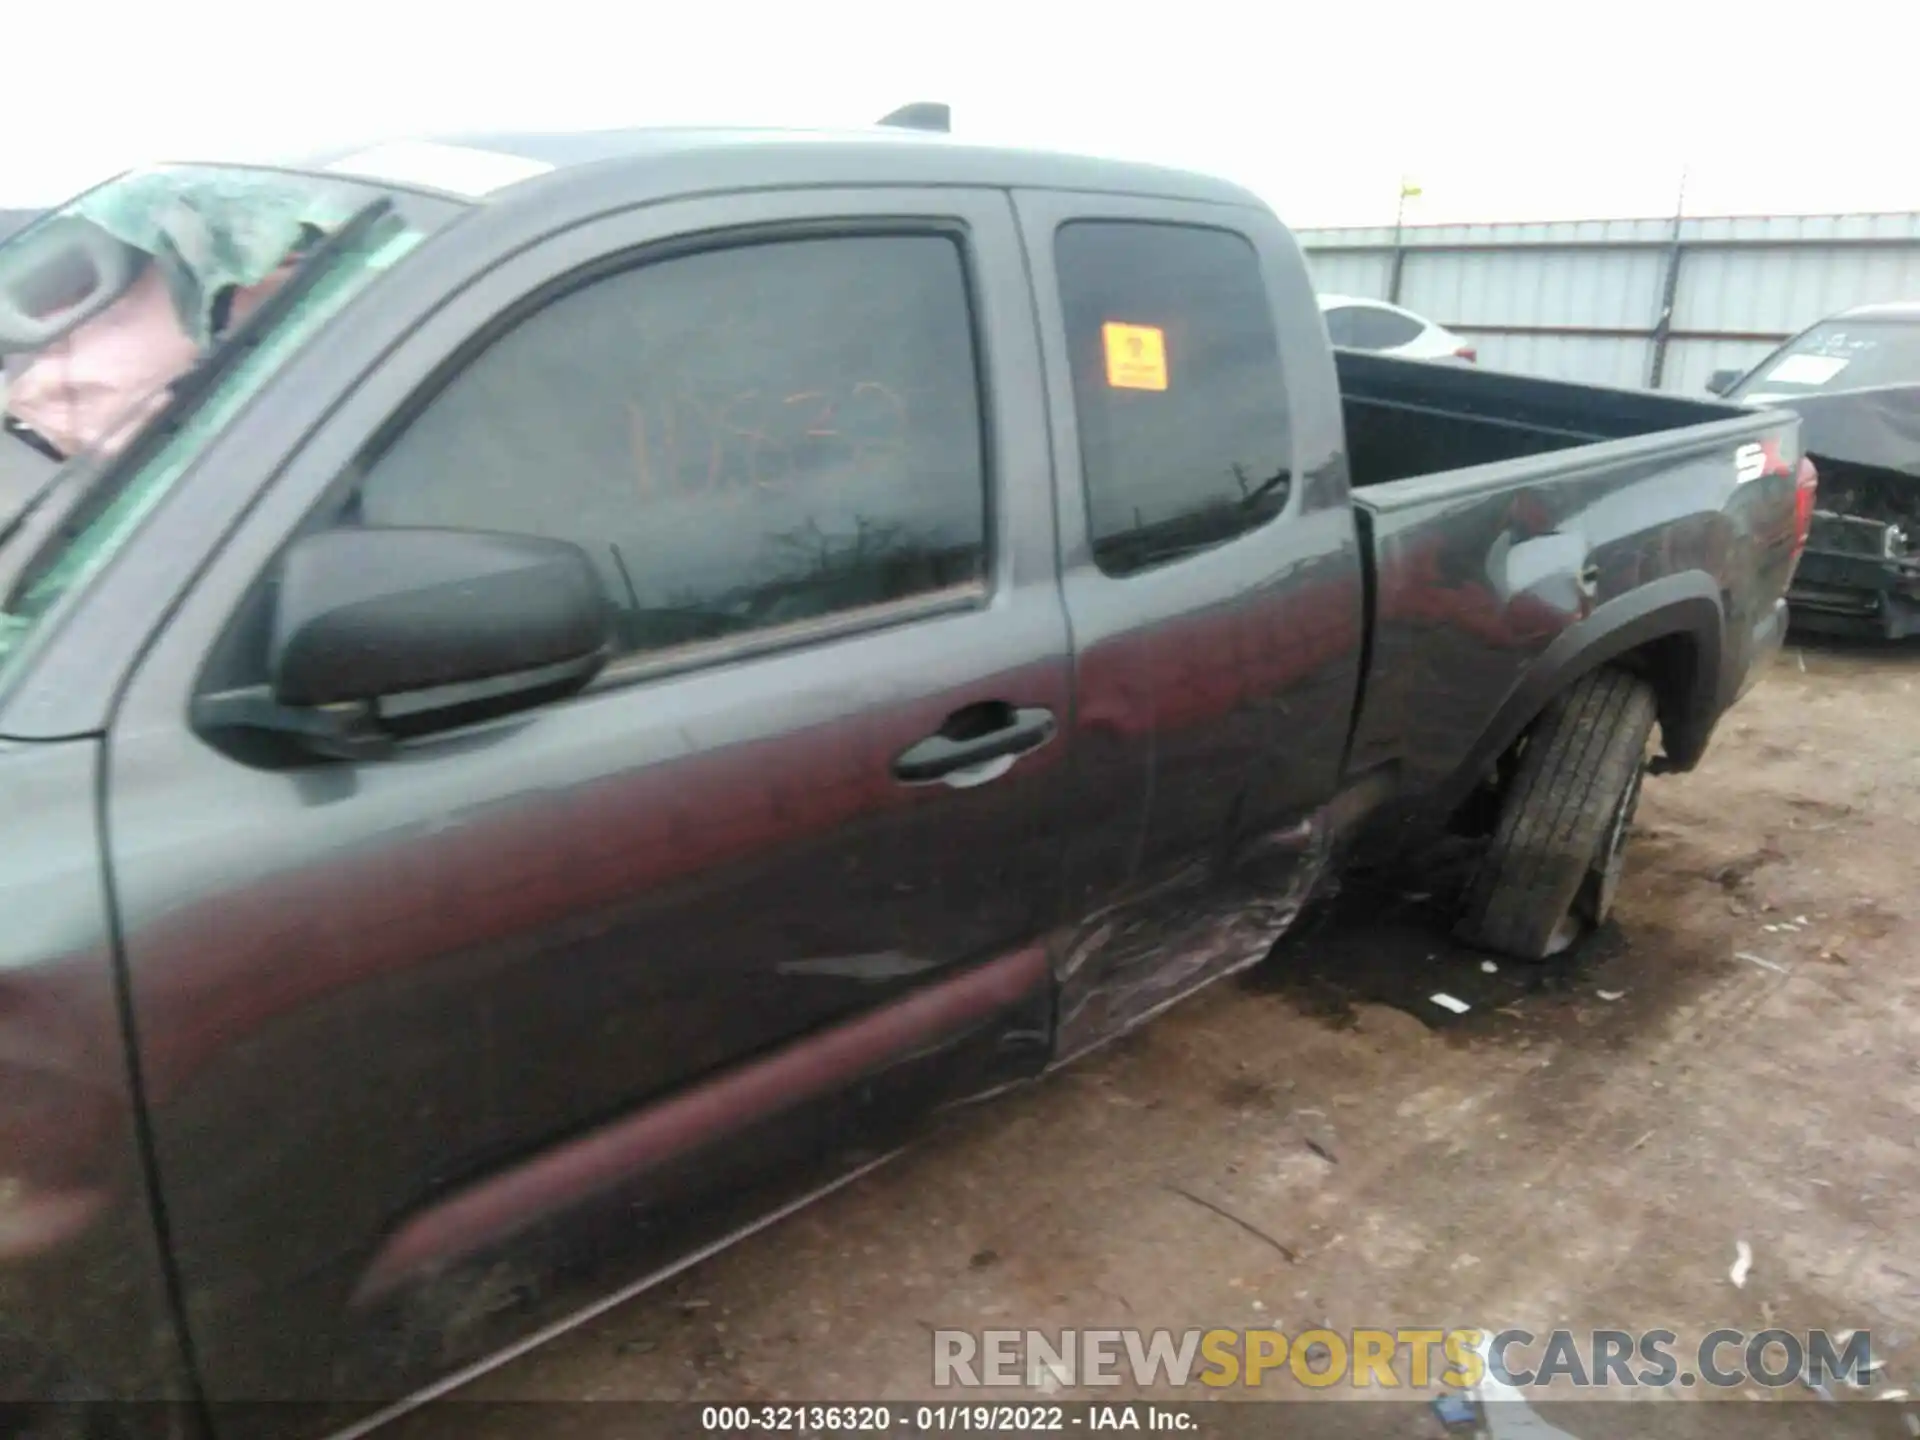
<box><xmin>1335</xmin><ymin>348</ymin><xmax>1743</xmax><ymax>488</ymax></box>
<box><xmin>1329</xmin><ymin>349</ymin><xmax>1801</xmax><ymax>854</ymax></box>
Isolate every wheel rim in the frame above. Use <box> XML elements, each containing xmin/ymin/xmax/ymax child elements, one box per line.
<box><xmin>1588</xmin><ymin>762</ymin><xmax>1645</xmax><ymax>924</ymax></box>
<box><xmin>1545</xmin><ymin>758</ymin><xmax>1646</xmax><ymax>957</ymax></box>
<box><xmin>1544</xmin><ymin>908</ymin><xmax>1584</xmax><ymax>957</ymax></box>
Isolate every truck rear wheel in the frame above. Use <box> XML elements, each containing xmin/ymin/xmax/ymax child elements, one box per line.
<box><xmin>1454</xmin><ymin>666</ymin><xmax>1657</xmax><ymax>960</ymax></box>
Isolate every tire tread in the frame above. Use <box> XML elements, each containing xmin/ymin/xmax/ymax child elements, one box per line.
<box><xmin>1455</xmin><ymin>666</ymin><xmax>1658</xmax><ymax>959</ymax></box>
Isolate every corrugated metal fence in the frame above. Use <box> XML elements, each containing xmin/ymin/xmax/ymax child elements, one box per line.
<box><xmin>1297</xmin><ymin>212</ymin><xmax>1920</xmax><ymax>393</ymax></box>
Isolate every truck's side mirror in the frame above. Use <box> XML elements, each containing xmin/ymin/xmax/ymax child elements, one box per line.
<box><xmin>1705</xmin><ymin>368</ymin><xmax>1743</xmax><ymax>397</ymax></box>
<box><xmin>197</xmin><ymin>527</ymin><xmax>611</xmax><ymax>758</ymax></box>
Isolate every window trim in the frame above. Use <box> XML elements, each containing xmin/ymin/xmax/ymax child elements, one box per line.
<box><xmin>585</xmin><ymin>580</ymin><xmax>987</xmax><ymax>693</ymax></box>
<box><xmin>261</xmin><ymin>218</ymin><xmax>1002</xmax><ymax>694</ymax></box>
<box><xmin>1050</xmin><ymin>215</ymin><xmax>1298</xmax><ymax>582</ymax></box>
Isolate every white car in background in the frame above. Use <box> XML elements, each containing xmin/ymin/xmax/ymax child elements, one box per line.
<box><xmin>1318</xmin><ymin>293</ymin><xmax>1476</xmax><ymax>363</ymax></box>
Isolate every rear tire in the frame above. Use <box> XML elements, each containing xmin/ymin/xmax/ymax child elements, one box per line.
<box><xmin>1454</xmin><ymin>666</ymin><xmax>1657</xmax><ymax>960</ymax></box>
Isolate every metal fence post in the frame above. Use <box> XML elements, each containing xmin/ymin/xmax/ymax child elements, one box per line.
<box><xmin>1647</xmin><ymin>238</ymin><xmax>1686</xmax><ymax>390</ymax></box>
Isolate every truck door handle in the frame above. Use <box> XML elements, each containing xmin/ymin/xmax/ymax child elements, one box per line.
<box><xmin>893</xmin><ymin>703</ymin><xmax>1056</xmax><ymax>784</ymax></box>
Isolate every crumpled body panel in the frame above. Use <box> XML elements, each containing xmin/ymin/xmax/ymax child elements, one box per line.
<box><xmin>1052</xmin><ymin>814</ymin><xmax>1332</xmax><ymax>1064</ymax></box>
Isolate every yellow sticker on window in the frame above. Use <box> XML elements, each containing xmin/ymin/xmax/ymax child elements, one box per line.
<box><xmin>1103</xmin><ymin>322</ymin><xmax>1168</xmax><ymax>391</ymax></box>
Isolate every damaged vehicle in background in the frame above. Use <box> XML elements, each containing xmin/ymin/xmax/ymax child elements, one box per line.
<box><xmin>1709</xmin><ymin>302</ymin><xmax>1920</xmax><ymax>638</ymax></box>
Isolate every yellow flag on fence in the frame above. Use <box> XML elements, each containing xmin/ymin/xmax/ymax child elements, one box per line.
<box><xmin>1400</xmin><ymin>178</ymin><xmax>1423</xmax><ymax>200</ymax></box>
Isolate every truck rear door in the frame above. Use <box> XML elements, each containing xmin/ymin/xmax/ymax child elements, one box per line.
<box><xmin>1011</xmin><ymin>193</ymin><xmax>1367</xmax><ymax>1057</ymax></box>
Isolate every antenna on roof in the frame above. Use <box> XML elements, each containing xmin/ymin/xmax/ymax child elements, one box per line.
<box><xmin>876</xmin><ymin>102</ymin><xmax>951</xmax><ymax>134</ymax></box>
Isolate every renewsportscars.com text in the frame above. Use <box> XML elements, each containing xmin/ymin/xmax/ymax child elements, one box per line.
<box><xmin>932</xmin><ymin>1327</ymin><xmax>1875</xmax><ymax>1391</ymax></box>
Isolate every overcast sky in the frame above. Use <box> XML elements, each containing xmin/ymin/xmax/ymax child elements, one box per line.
<box><xmin>6</xmin><ymin>0</ymin><xmax>1910</xmax><ymax>225</ymax></box>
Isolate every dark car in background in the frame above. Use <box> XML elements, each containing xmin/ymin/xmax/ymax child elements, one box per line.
<box><xmin>1710</xmin><ymin>302</ymin><xmax>1920</xmax><ymax>637</ymax></box>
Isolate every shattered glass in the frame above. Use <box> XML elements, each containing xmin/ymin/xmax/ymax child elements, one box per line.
<box><xmin>0</xmin><ymin>171</ymin><xmax>429</xmax><ymax>691</ymax></box>
<box><xmin>72</xmin><ymin>168</ymin><xmax>361</xmax><ymax>350</ymax></box>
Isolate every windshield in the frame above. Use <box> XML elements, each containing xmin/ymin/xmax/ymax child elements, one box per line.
<box><xmin>1730</xmin><ymin>317</ymin><xmax>1920</xmax><ymax>401</ymax></box>
<box><xmin>0</xmin><ymin>164</ymin><xmax>446</xmax><ymax>691</ymax></box>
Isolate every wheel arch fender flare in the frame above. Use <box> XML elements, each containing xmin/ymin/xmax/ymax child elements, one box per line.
<box><xmin>1435</xmin><ymin>571</ymin><xmax>1725</xmax><ymax>823</ymax></box>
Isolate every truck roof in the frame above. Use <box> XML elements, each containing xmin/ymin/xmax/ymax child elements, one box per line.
<box><xmin>298</xmin><ymin>126</ymin><xmax>1268</xmax><ymax>214</ymax></box>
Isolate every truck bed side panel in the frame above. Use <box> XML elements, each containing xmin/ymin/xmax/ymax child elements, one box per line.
<box><xmin>1345</xmin><ymin>418</ymin><xmax>1802</xmax><ymax>849</ymax></box>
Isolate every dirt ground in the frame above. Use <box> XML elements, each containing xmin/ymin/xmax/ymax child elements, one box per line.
<box><xmin>394</xmin><ymin>638</ymin><xmax>1920</xmax><ymax>1437</ymax></box>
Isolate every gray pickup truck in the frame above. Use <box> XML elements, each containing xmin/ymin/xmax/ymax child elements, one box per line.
<box><xmin>0</xmin><ymin>124</ymin><xmax>1809</xmax><ymax>1439</ymax></box>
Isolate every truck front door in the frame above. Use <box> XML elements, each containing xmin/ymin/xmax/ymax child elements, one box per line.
<box><xmin>100</xmin><ymin>186</ymin><xmax>1071</xmax><ymax>1420</ymax></box>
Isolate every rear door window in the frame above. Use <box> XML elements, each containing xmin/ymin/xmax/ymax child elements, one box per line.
<box><xmin>1053</xmin><ymin>221</ymin><xmax>1292</xmax><ymax>577</ymax></box>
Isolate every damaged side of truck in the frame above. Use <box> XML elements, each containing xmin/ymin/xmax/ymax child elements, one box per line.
<box><xmin>0</xmin><ymin>130</ymin><xmax>1808</xmax><ymax>1440</ymax></box>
